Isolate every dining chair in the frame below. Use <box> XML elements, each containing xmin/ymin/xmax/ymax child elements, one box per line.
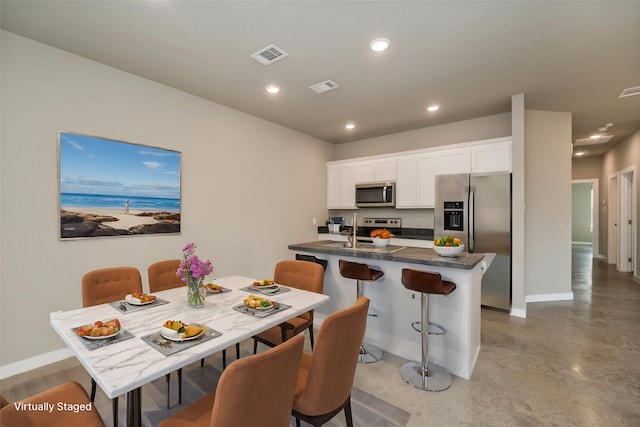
<box><xmin>291</xmin><ymin>296</ymin><xmax>370</xmax><ymax>427</ymax></box>
<box><xmin>147</xmin><ymin>260</ymin><xmax>239</xmax><ymax>409</ymax></box>
<box><xmin>0</xmin><ymin>381</ymin><xmax>105</xmax><ymax>427</ymax></box>
<box><xmin>253</xmin><ymin>260</ymin><xmax>324</xmax><ymax>353</ymax></box>
<box><xmin>82</xmin><ymin>266</ymin><xmax>143</xmax><ymax>425</ymax></box>
<box><xmin>157</xmin><ymin>333</ymin><xmax>305</xmax><ymax>427</ymax></box>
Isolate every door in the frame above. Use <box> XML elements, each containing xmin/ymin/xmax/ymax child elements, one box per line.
<box><xmin>618</xmin><ymin>170</ymin><xmax>634</xmax><ymax>273</ymax></box>
<box><xmin>608</xmin><ymin>175</ymin><xmax>618</xmax><ymax>264</ymax></box>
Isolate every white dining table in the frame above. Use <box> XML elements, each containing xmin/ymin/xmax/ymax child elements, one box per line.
<box><xmin>50</xmin><ymin>275</ymin><xmax>330</xmax><ymax>427</ymax></box>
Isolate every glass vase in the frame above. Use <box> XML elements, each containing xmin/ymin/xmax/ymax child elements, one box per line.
<box><xmin>187</xmin><ymin>278</ymin><xmax>205</xmax><ymax>308</ymax></box>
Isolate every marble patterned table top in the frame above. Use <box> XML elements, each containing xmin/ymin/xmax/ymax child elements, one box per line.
<box><xmin>50</xmin><ymin>275</ymin><xmax>329</xmax><ymax>399</ymax></box>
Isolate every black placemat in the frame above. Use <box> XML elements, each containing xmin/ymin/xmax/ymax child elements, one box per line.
<box><xmin>232</xmin><ymin>302</ymin><xmax>291</xmax><ymax>318</ymax></box>
<box><xmin>141</xmin><ymin>328</ymin><xmax>222</xmax><ymax>356</ymax></box>
<box><xmin>109</xmin><ymin>298</ymin><xmax>170</xmax><ymax>314</ymax></box>
<box><xmin>239</xmin><ymin>285</ymin><xmax>291</xmax><ymax>296</ymax></box>
<box><xmin>73</xmin><ymin>328</ymin><xmax>135</xmax><ymax>351</ymax></box>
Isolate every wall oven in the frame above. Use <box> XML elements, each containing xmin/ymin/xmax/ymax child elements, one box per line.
<box><xmin>355</xmin><ymin>182</ymin><xmax>396</xmax><ymax>207</ymax></box>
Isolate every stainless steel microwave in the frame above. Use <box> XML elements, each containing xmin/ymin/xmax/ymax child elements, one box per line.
<box><xmin>355</xmin><ymin>182</ymin><xmax>396</xmax><ymax>207</ymax></box>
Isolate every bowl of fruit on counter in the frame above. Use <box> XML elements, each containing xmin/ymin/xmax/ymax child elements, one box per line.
<box><xmin>433</xmin><ymin>236</ymin><xmax>464</xmax><ymax>257</ymax></box>
<box><xmin>370</xmin><ymin>228</ymin><xmax>394</xmax><ymax>247</ymax></box>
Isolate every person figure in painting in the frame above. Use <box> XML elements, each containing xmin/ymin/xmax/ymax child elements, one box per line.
<box><xmin>125</xmin><ymin>199</ymin><xmax>130</xmax><ymax>214</ymax></box>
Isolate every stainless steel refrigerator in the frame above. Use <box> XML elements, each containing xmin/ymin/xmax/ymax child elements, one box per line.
<box><xmin>435</xmin><ymin>173</ymin><xmax>512</xmax><ymax>311</ymax></box>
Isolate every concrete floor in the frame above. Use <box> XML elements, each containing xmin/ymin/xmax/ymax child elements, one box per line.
<box><xmin>2</xmin><ymin>246</ymin><xmax>638</xmax><ymax>426</ymax></box>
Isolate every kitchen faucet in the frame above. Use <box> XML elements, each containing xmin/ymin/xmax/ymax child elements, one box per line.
<box><xmin>347</xmin><ymin>212</ymin><xmax>357</xmax><ymax>248</ymax></box>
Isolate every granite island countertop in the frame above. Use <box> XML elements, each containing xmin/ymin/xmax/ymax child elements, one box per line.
<box><xmin>288</xmin><ymin>240</ymin><xmax>485</xmax><ymax>270</ymax></box>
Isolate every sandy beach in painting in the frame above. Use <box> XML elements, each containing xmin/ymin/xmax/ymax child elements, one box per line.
<box><xmin>68</xmin><ymin>207</ymin><xmax>161</xmax><ymax>228</ymax></box>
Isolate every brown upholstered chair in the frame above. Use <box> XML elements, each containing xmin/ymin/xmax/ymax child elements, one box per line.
<box><xmin>82</xmin><ymin>266</ymin><xmax>143</xmax><ymax>425</ymax></box>
<box><xmin>157</xmin><ymin>334</ymin><xmax>305</xmax><ymax>427</ymax></box>
<box><xmin>400</xmin><ymin>268</ymin><xmax>456</xmax><ymax>392</ymax></box>
<box><xmin>292</xmin><ymin>296</ymin><xmax>370</xmax><ymax>427</ymax></box>
<box><xmin>253</xmin><ymin>260</ymin><xmax>325</xmax><ymax>353</ymax></box>
<box><xmin>0</xmin><ymin>381</ymin><xmax>105</xmax><ymax>427</ymax></box>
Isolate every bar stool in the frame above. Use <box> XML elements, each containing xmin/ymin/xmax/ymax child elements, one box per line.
<box><xmin>338</xmin><ymin>259</ymin><xmax>384</xmax><ymax>363</ymax></box>
<box><xmin>400</xmin><ymin>268</ymin><xmax>456</xmax><ymax>391</ymax></box>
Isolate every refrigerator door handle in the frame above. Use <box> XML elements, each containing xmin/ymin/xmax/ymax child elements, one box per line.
<box><xmin>468</xmin><ymin>187</ymin><xmax>475</xmax><ymax>253</ymax></box>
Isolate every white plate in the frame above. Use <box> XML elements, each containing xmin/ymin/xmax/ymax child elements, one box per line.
<box><xmin>160</xmin><ymin>324</ymin><xmax>206</xmax><ymax>342</ymax></box>
<box><xmin>125</xmin><ymin>294</ymin><xmax>157</xmax><ymax>305</ymax></box>
<box><xmin>254</xmin><ymin>303</ymin><xmax>276</xmax><ymax>311</ymax></box>
<box><xmin>82</xmin><ymin>328</ymin><xmax>122</xmax><ymax>340</ymax></box>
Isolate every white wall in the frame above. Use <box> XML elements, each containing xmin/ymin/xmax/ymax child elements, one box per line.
<box><xmin>524</xmin><ymin>110</ymin><xmax>573</xmax><ymax>299</ymax></box>
<box><xmin>0</xmin><ymin>31</ymin><xmax>333</xmax><ymax>370</ymax></box>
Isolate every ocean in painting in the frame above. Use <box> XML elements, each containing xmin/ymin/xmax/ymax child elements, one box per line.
<box><xmin>60</xmin><ymin>193</ymin><xmax>180</xmax><ymax>212</ymax></box>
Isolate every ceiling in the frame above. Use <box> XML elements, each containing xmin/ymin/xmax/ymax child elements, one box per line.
<box><xmin>2</xmin><ymin>1</ymin><xmax>639</xmax><ymax>157</ymax></box>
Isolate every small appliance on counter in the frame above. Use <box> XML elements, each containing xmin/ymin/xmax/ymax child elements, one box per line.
<box><xmin>327</xmin><ymin>216</ymin><xmax>344</xmax><ymax>233</ymax></box>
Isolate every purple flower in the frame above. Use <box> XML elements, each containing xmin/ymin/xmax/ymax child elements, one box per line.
<box><xmin>176</xmin><ymin>242</ymin><xmax>213</xmax><ymax>283</ymax></box>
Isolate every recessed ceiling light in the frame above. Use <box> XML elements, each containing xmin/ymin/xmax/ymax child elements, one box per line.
<box><xmin>345</xmin><ymin>123</ymin><xmax>356</xmax><ymax>130</ymax></box>
<box><xmin>427</xmin><ymin>105</ymin><xmax>440</xmax><ymax>112</ymax></box>
<box><xmin>369</xmin><ymin>38</ymin><xmax>390</xmax><ymax>52</ymax></box>
<box><xmin>589</xmin><ymin>134</ymin><xmax>601</xmax><ymax>139</ymax></box>
<box><xmin>265</xmin><ymin>84</ymin><xmax>280</xmax><ymax>94</ymax></box>
<box><xmin>574</xmin><ymin>152</ymin><xmax>585</xmax><ymax>156</ymax></box>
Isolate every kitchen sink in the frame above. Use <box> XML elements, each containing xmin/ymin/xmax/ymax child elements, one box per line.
<box><xmin>322</xmin><ymin>241</ymin><xmax>406</xmax><ymax>254</ymax></box>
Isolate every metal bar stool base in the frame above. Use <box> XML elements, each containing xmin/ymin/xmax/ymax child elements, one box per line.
<box><xmin>400</xmin><ymin>361</ymin><xmax>452</xmax><ymax>391</ymax></box>
<box><xmin>358</xmin><ymin>343</ymin><xmax>382</xmax><ymax>364</ymax></box>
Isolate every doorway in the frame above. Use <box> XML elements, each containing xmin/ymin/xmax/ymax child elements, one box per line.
<box><xmin>608</xmin><ymin>168</ymin><xmax>636</xmax><ymax>273</ymax></box>
<box><xmin>572</xmin><ymin>179</ymin><xmax>599</xmax><ymax>255</ymax></box>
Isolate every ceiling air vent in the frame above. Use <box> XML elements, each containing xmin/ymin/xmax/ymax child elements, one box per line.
<box><xmin>617</xmin><ymin>85</ymin><xmax>640</xmax><ymax>98</ymax></box>
<box><xmin>574</xmin><ymin>135</ymin><xmax>615</xmax><ymax>146</ymax></box>
<box><xmin>308</xmin><ymin>80</ymin><xmax>339</xmax><ymax>94</ymax></box>
<box><xmin>250</xmin><ymin>44</ymin><xmax>288</xmax><ymax>65</ymax></box>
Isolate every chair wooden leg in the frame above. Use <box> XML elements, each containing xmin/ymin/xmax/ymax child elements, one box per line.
<box><xmin>222</xmin><ymin>349</ymin><xmax>227</xmax><ymax>369</ymax></box>
<box><xmin>236</xmin><ymin>342</ymin><xmax>240</xmax><ymax>359</ymax></box>
<box><xmin>295</xmin><ymin>418</ymin><xmax>301</xmax><ymax>427</ymax></box>
<box><xmin>200</xmin><ymin>358</ymin><xmax>204</xmax><ymax>367</ymax></box>
<box><xmin>90</xmin><ymin>378</ymin><xmax>97</xmax><ymax>402</ymax></box>
<box><xmin>112</xmin><ymin>397</ymin><xmax>118</xmax><ymax>427</ymax></box>
<box><xmin>178</xmin><ymin>368</ymin><xmax>182</xmax><ymax>405</ymax></box>
<box><xmin>253</xmin><ymin>339</ymin><xmax>258</xmax><ymax>354</ymax></box>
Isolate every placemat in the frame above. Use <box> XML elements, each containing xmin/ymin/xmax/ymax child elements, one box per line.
<box><xmin>110</xmin><ymin>298</ymin><xmax>170</xmax><ymax>314</ymax></box>
<box><xmin>141</xmin><ymin>328</ymin><xmax>222</xmax><ymax>356</ymax></box>
<box><xmin>232</xmin><ymin>302</ymin><xmax>291</xmax><ymax>318</ymax></box>
<box><xmin>239</xmin><ymin>285</ymin><xmax>291</xmax><ymax>296</ymax></box>
<box><xmin>73</xmin><ymin>328</ymin><xmax>135</xmax><ymax>351</ymax></box>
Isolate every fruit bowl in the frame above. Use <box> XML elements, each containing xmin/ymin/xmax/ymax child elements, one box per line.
<box><xmin>432</xmin><ymin>244</ymin><xmax>464</xmax><ymax>257</ymax></box>
<box><xmin>372</xmin><ymin>237</ymin><xmax>391</xmax><ymax>247</ymax></box>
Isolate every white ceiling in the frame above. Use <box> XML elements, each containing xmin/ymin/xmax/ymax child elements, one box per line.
<box><xmin>2</xmin><ymin>1</ymin><xmax>639</xmax><ymax>157</ymax></box>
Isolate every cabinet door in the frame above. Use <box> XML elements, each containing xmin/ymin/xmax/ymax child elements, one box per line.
<box><xmin>327</xmin><ymin>164</ymin><xmax>344</xmax><ymax>209</ymax></box>
<box><xmin>375</xmin><ymin>157</ymin><xmax>397</xmax><ymax>181</ymax></box>
<box><xmin>355</xmin><ymin>161</ymin><xmax>375</xmax><ymax>183</ymax></box>
<box><xmin>435</xmin><ymin>148</ymin><xmax>471</xmax><ymax>175</ymax></box>
<box><xmin>395</xmin><ymin>155</ymin><xmax>417</xmax><ymax>208</ymax></box>
<box><xmin>416</xmin><ymin>153</ymin><xmax>436</xmax><ymax>207</ymax></box>
<box><xmin>342</xmin><ymin>163</ymin><xmax>357</xmax><ymax>208</ymax></box>
<box><xmin>471</xmin><ymin>141</ymin><xmax>511</xmax><ymax>173</ymax></box>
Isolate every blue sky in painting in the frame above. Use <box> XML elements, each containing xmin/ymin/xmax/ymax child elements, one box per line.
<box><xmin>59</xmin><ymin>132</ymin><xmax>181</xmax><ymax>199</ymax></box>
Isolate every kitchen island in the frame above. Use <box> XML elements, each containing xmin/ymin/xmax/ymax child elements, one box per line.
<box><xmin>289</xmin><ymin>240</ymin><xmax>493</xmax><ymax>380</ymax></box>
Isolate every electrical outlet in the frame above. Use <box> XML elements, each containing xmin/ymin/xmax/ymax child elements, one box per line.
<box><xmin>312</xmin><ymin>218</ymin><xmax>317</xmax><ymax>225</ymax></box>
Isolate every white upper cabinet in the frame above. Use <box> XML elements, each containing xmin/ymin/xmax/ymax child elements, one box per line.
<box><xmin>355</xmin><ymin>158</ymin><xmax>397</xmax><ymax>183</ymax></box>
<box><xmin>435</xmin><ymin>147</ymin><xmax>471</xmax><ymax>175</ymax></box>
<box><xmin>328</xmin><ymin>137</ymin><xmax>511</xmax><ymax>209</ymax></box>
<box><xmin>471</xmin><ymin>140</ymin><xmax>511</xmax><ymax>173</ymax></box>
<box><xmin>327</xmin><ymin>163</ymin><xmax>357</xmax><ymax>209</ymax></box>
<box><xmin>396</xmin><ymin>153</ymin><xmax>436</xmax><ymax>208</ymax></box>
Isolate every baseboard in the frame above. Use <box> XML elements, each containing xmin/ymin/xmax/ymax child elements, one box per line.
<box><xmin>509</xmin><ymin>307</ymin><xmax>527</xmax><ymax>318</ymax></box>
<box><xmin>526</xmin><ymin>292</ymin><xmax>574</xmax><ymax>303</ymax></box>
<box><xmin>0</xmin><ymin>348</ymin><xmax>72</xmax><ymax>380</ymax></box>
<box><xmin>571</xmin><ymin>241</ymin><xmax>592</xmax><ymax>245</ymax></box>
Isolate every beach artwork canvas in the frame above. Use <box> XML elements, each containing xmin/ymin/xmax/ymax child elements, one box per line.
<box><xmin>58</xmin><ymin>131</ymin><xmax>181</xmax><ymax>239</ymax></box>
